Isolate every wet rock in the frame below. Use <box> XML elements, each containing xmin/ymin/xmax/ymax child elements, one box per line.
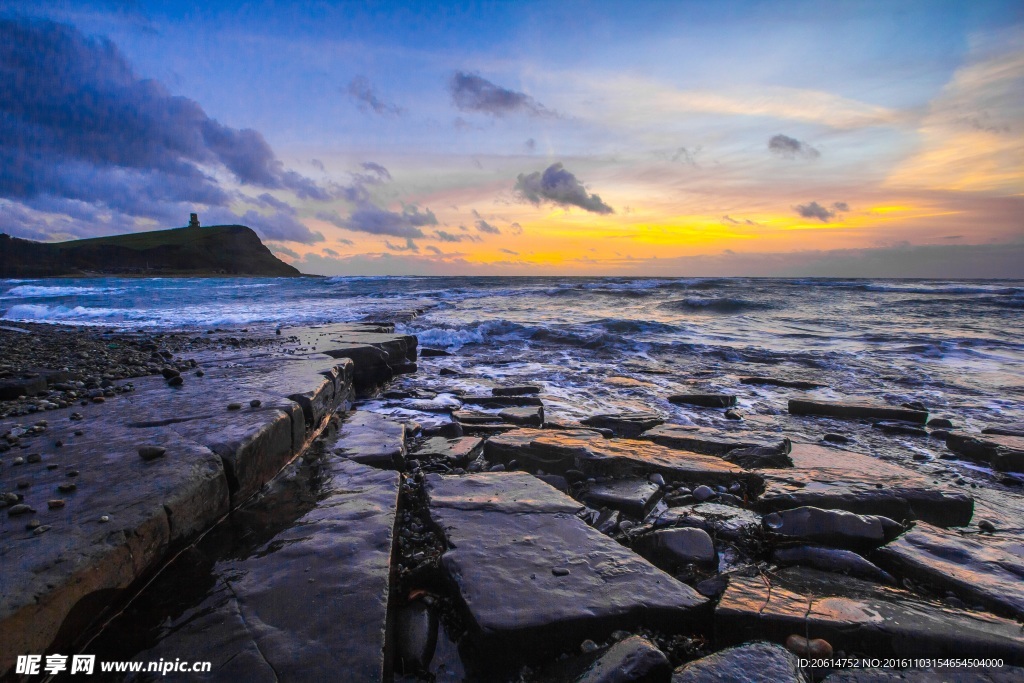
<box><xmin>227</xmin><ymin>402</ymin><xmax>242</xmax><ymax>410</ymax></box>
<box><xmin>423</xmin><ymin>472</ymin><xmax>707</xmax><ymax>666</ymax></box>
<box><xmin>7</xmin><ymin>503</ymin><xmax>33</xmax><ymax>516</ymax></box>
<box><xmin>789</xmin><ymin>399</ymin><xmax>928</xmax><ymax>424</ymax></box>
<box><xmin>668</xmin><ymin>393</ymin><xmax>736</xmax><ymax>408</ymax></box>
<box><xmin>874</xmin><ymin>522</ymin><xmax>1024</xmax><ymax>620</ymax></box>
<box><xmin>395</xmin><ymin>599</ymin><xmax>438</xmax><ymax>674</ymax></box>
<box><xmin>582</xmin><ymin>412</ymin><xmax>665</xmax><ymax>438</ymax></box>
<box><xmin>486</xmin><ymin>429</ymin><xmax>762</xmax><ymax>491</ymax></box>
<box><xmin>333</xmin><ymin>410</ymin><xmax>406</xmax><ymax>470</ymax></box>
<box><xmin>763</xmin><ymin>506</ymin><xmax>902</xmax><ymax>550</ymax></box>
<box><xmin>755</xmin><ymin>442</ymin><xmax>973</xmax><ymax>528</ymax></box>
<box><xmin>741</xmin><ymin>376</ymin><xmax>826</xmax><ymax>390</ymax></box>
<box><xmin>492</xmin><ymin>385</ymin><xmax>541</xmax><ymax>396</ymax></box>
<box><xmin>138</xmin><ymin>445</ymin><xmax>167</xmax><ymax>461</ymax></box>
<box><xmin>982</xmin><ymin>424</ymin><xmax>1024</xmax><ymax>438</ymax></box>
<box><xmin>694</xmin><ymin>575</ymin><xmax>729</xmax><ymax>598</ymax></box>
<box><xmin>636</xmin><ymin>527</ymin><xmax>717</xmax><ymax>568</ymax></box>
<box><xmin>499</xmin><ymin>405</ymin><xmax>544</xmax><ymax>427</ymax></box>
<box><xmin>462</xmin><ymin>394</ymin><xmax>543</xmax><ymax>408</ymax></box>
<box><xmin>452</xmin><ymin>409</ymin><xmax>504</xmax><ymax>425</ymax></box>
<box><xmin>822</xmin><ymin>433</ymin><xmax>851</xmax><ymax>444</ymax></box>
<box><xmin>945</xmin><ymin>432</ymin><xmax>1024</xmax><ymax>472</ymax></box>
<box><xmin>640</xmin><ymin>424</ymin><xmax>791</xmax><ymax>459</ymax></box>
<box><xmin>926</xmin><ymin>417</ymin><xmax>954</xmax><ymax>429</ymax></box>
<box><xmin>653</xmin><ymin>503</ymin><xmax>762</xmax><ymax>540</ymax></box>
<box><xmin>46</xmin><ymin>499</ymin><xmax>64</xmax><ymax>509</ymax></box>
<box><xmin>575</xmin><ymin>635</ymin><xmax>671</xmax><ymax>683</ymax></box>
<box><xmin>0</xmin><ymin>376</ymin><xmax>47</xmax><ymax>400</ymax></box>
<box><xmin>724</xmin><ymin>409</ymin><xmax>743</xmax><ymax>420</ymax></box>
<box><xmin>593</xmin><ymin>508</ymin><xmax>621</xmax><ymax>535</ymax></box>
<box><xmin>579</xmin><ymin>478</ymin><xmax>663</xmax><ymax>518</ymax></box>
<box><xmin>422</xmin><ymin>421</ymin><xmax>463</xmax><ymax>438</ymax></box>
<box><xmin>773</xmin><ymin>546</ymin><xmax>895</xmax><ymax>583</ymax></box>
<box><xmin>692</xmin><ymin>485</ymin><xmax>715</xmax><ymax>502</ymax></box>
<box><xmin>249</xmin><ymin>399</ymin><xmax>261</xmax><ymax>408</ymax></box>
<box><xmin>538</xmin><ymin>474</ymin><xmax>569</xmax><ymax>491</ymax></box>
<box><xmin>672</xmin><ymin>642</ymin><xmax>806</xmax><ymax>683</ymax></box>
<box><xmin>724</xmin><ymin>443</ymin><xmax>793</xmax><ymax>469</ymax></box>
<box><xmin>785</xmin><ymin>635</ymin><xmax>832</xmax><ymax>658</ymax></box>
<box><xmin>716</xmin><ymin>567</ymin><xmax>1024</xmax><ymax>662</ymax></box>
<box><xmin>419</xmin><ymin>348</ymin><xmax>451</xmax><ymax>357</ymax></box>
<box><xmin>873</xmin><ymin>421</ymin><xmax>928</xmax><ymax>437</ymax></box>
<box><xmin>977</xmin><ymin>519</ymin><xmax>996</xmax><ymax>533</ymax></box>
<box><xmin>412</xmin><ymin>436</ymin><xmax>483</xmax><ymax>468</ymax></box>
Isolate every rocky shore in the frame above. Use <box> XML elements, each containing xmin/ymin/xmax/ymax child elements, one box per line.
<box><xmin>1</xmin><ymin>322</ymin><xmax>1022</xmax><ymax>681</ymax></box>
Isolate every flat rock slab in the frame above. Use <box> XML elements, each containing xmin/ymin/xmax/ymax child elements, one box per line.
<box><xmin>493</xmin><ymin>385</ymin><xmax>541</xmax><ymax>396</ymax></box>
<box><xmin>0</xmin><ymin>402</ymin><xmax>230</xmax><ymax>674</ymax></box>
<box><xmin>581</xmin><ymin>412</ymin><xmax>665</xmax><ymax>438</ymax></box>
<box><xmin>716</xmin><ymin>567</ymin><xmax>1024</xmax><ymax>663</ymax></box>
<box><xmin>668</xmin><ymin>394</ymin><xmax>737</xmax><ymax>408</ymax></box>
<box><xmin>741</xmin><ymin>376</ymin><xmax>826</xmax><ymax>390</ymax></box>
<box><xmin>579</xmin><ymin>478</ymin><xmax>663</xmax><ymax>518</ymax></box>
<box><xmin>499</xmin><ymin>405</ymin><xmax>544</xmax><ymax>427</ymax></box>
<box><xmin>115</xmin><ymin>459</ymin><xmax>401</xmax><ymax>682</ymax></box>
<box><xmin>654</xmin><ymin>503</ymin><xmax>762</xmax><ymax>540</ymax></box>
<box><xmin>486</xmin><ymin>429</ymin><xmax>761</xmax><ymax>492</ymax></box>
<box><xmin>946</xmin><ymin>432</ymin><xmax>1024</xmax><ymax>472</ymax></box>
<box><xmin>461</xmin><ymin>395</ymin><xmax>544</xmax><ymax>408</ymax></box>
<box><xmin>789</xmin><ymin>399</ymin><xmax>928</xmax><ymax>424</ymax></box>
<box><xmin>423</xmin><ymin>472</ymin><xmax>707</xmax><ymax>663</ymax></box>
<box><xmin>452</xmin><ymin>409</ymin><xmax>504</xmax><ymax>424</ymax></box>
<box><xmin>412</xmin><ymin>436</ymin><xmax>483</xmax><ymax>467</ymax></box>
<box><xmin>874</xmin><ymin>522</ymin><xmax>1024</xmax><ymax>620</ymax></box>
<box><xmin>333</xmin><ymin>410</ymin><xmax>406</xmax><ymax>469</ymax></box>
<box><xmin>755</xmin><ymin>442</ymin><xmax>973</xmax><ymax>528</ymax></box>
<box><xmin>641</xmin><ymin>424</ymin><xmax>790</xmax><ymax>459</ymax></box>
<box><xmin>672</xmin><ymin>642</ymin><xmax>807</xmax><ymax>683</ymax></box>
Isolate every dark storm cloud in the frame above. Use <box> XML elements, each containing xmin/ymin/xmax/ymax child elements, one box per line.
<box><xmin>514</xmin><ymin>163</ymin><xmax>614</xmax><ymax>214</ymax></box>
<box><xmin>768</xmin><ymin>134</ymin><xmax>820</xmax><ymax>159</ymax></box>
<box><xmin>0</xmin><ymin>17</ymin><xmax>334</xmax><ymax>236</ymax></box>
<box><xmin>204</xmin><ymin>207</ymin><xmax>324</xmax><ymax>244</ymax></box>
<box><xmin>449</xmin><ymin>72</ymin><xmax>554</xmax><ymax>117</ymax></box>
<box><xmin>794</xmin><ymin>201</ymin><xmax>848</xmax><ymax>223</ymax></box>
<box><xmin>346</xmin><ymin>76</ymin><xmax>403</xmax><ymax>116</ymax></box>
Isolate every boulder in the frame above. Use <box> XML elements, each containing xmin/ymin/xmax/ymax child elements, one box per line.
<box><xmin>333</xmin><ymin>410</ymin><xmax>406</xmax><ymax>470</ymax></box>
<box><xmin>576</xmin><ymin>636</ymin><xmax>671</xmax><ymax>683</ymax></box>
<box><xmin>493</xmin><ymin>385</ymin><xmax>541</xmax><ymax>396</ymax></box>
<box><xmin>772</xmin><ymin>546</ymin><xmax>894</xmax><ymax>584</ymax></box>
<box><xmin>636</xmin><ymin>527</ymin><xmax>717</xmax><ymax>568</ymax></box>
<box><xmin>579</xmin><ymin>478</ymin><xmax>664</xmax><ymax>518</ymax></box>
<box><xmin>763</xmin><ymin>506</ymin><xmax>902</xmax><ymax>550</ymax></box>
<box><xmin>945</xmin><ymin>432</ymin><xmax>1024</xmax><ymax>472</ymax></box>
<box><xmin>653</xmin><ymin>503</ymin><xmax>762</xmax><ymax>541</ymax></box>
<box><xmin>412</xmin><ymin>436</ymin><xmax>484</xmax><ymax>468</ymax></box>
<box><xmin>500</xmin><ymin>405</ymin><xmax>544</xmax><ymax>427</ymax></box>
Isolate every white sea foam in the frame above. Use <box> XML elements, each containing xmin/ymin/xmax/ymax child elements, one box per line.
<box><xmin>3</xmin><ymin>285</ymin><xmax>122</xmax><ymax>297</ymax></box>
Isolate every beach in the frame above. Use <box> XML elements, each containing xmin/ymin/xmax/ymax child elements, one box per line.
<box><xmin>1</xmin><ymin>277</ymin><xmax>1023</xmax><ymax>680</ymax></box>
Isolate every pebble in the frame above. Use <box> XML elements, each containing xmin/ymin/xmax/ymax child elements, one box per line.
<box><xmin>167</xmin><ymin>376</ymin><xmax>184</xmax><ymax>387</ymax></box>
<box><xmin>161</xmin><ymin>368</ymin><xmax>180</xmax><ymax>379</ymax></box>
<box><xmin>692</xmin><ymin>485</ymin><xmax>715</xmax><ymax>502</ymax></box>
<box><xmin>32</xmin><ymin>525</ymin><xmax>51</xmax><ymax>535</ymax></box>
<box><xmin>138</xmin><ymin>446</ymin><xmax>167</xmax><ymax>461</ymax></box>
<box><xmin>785</xmin><ymin>635</ymin><xmax>833</xmax><ymax>658</ymax></box>
<box><xmin>91</xmin><ymin>396</ymin><xmax>105</xmax><ymax>404</ymax></box>
<box><xmin>16</xmin><ymin>480</ymin><xmax>29</xmax><ymax>489</ymax></box>
<box><xmin>250</xmin><ymin>399</ymin><xmax>262</xmax><ymax>408</ymax></box>
<box><xmin>724</xmin><ymin>409</ymin><xmax>743</xmax><ymax>420</ymax></box>
<box><xmin>648</xmin><ymin>473</ymin><xmax>666</xmax><ymax>487</ymax></box>
<box><xmin>8</xmin><ymin>503</ymin><xmax>34</xmax><ymax>516</ymax></box>
<box><xmin>580</xmin><ymin>639</ymin><xmax>599</xmax><ymax>653</ymax></box>
<box><xmin>99</xmin><ymin>515</ymin><xmax>110</xmax><ymax>523</ymax></box>
<box><xmin>552</xmin><ymin>567</ymin><xmax>570</xmax><ymax>576</ymax></box>
<box><xmin>12</xmin><ymin>456</ymin><xmax>24</xmax><ymax>466</ymax></box>
<box><xmin>57</xmin><ymin>483</ymin><xmax>76</xmax><ymax>493</ymax></box>
<box><xmin>823</xmin><ymin>433</ymin><xmax>851</xmax><ymax>444</ymax></box>
<box><xmin>26</xmin><ymin>453</ymin><xmax>41</xmax><ymax>463</ymax></box>
<box><xmin>488</xmin><ymin>464</ymin><xmax>506</xmax><ymax>472</ymax></box>
<box><xmin>25</xmin><ymin>518</ymin><xmax>41</xmax><ymax>530</ymax></box>
<box><xmin>978</xmin><ymin>519</ymin><xmax>996</xmax><ymax>533</ymax></box>
<box><xmin>47</xmin><ymin>499</ymin><xmax>65</xmax><ymax>509</ymax></box>
<box><xmin>66</xmin><ymin>469</ymin><xmax>79</xmax><ymax>477</ymax></box>
<box><xmin>227</xmin><ymin>403</ymin><xmax>242</xmax><ymax>411</ymax></box>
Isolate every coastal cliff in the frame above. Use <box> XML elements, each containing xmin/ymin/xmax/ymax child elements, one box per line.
<box><xmin>0</xmin><ymin>224</ymin><xmax>300</xmax><ymax>277</ymax></box>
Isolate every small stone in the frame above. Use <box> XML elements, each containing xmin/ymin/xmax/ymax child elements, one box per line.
<box><xmin>580</xmin><ymin>639</ymin><xmax>599</xmax><ymax>653</ymax></box>
<box><xmin>32</xmin><ymin>525</ymin><xmax>51</xmax><ymax>536</ymax></box>
<box><xmin>724</xmin><ymin>409</ymin><xmax>743</xmax><ymax>420</ymax></box>
<box><xmin>16</xmin><ymin>480</ymin><xmax>29</xmax><ymax>489</ymax></box>
<box><xmin>552</xmin><ymin>567</ymin><xmax>570</xmax><ymax>576</ymax></box>
<box><xmin>12</xmin><ymin>456</ymin><xmax>24</xmax><ymax>466</ymax></box>
<box><xmin>26</xmin><ymin>453</ymin><xmax>41</xmax><ymax>463</ymax></box>
<box><xmin>167</xmin><ymin>376</ymin><xmax>184</xmax><ymax>387</ymax></box>
<box><xmin>161</xmin><ymin>368</ymin><xmax>180</xmax><ymax>379</ymax></box>
<box><xmin>488</xmin><ymin>464</ymin><xmax>506</xmax><ymax>472</ymax></box>
<box><xmin>91</xmin><ymin>396</ymin><xmax>105</xmax><ymax>403</ymax></box>
<box><xmin>822</xmin><ymin>433</ymin><xmax>851</xmax><ymax>444</ymax></box>
<box><xmin>138</xmin><ymin>446</ymin><xmax>167</xmax><ymax>461</ymax></box>
<box><xmin>978</xmin><ymin>519</ymin><xmax>996</xmax><ymax>533</ymax></box>
<box><xmin>66</xmin><ymin>469</ymin><xmax>79</xmax><ymax>477</ymax></box>
<box><xmin>25</xmin><ymin>518</ymin><xmax>41</xmax><ymax>530</ymax></box>
<box><xmin>227</xmin><ymin>403</ymin><xmax>242</xmax><ymax>411</ymax></box>
<box><xmin>46</xmin><ymin>464</ymin><xmax>58</xmax><ymax>470</ymax></box>
<box><xmin>74</xmin><ymin>430</ymin><xmax>83</xmax><ymax>436</ymax></box>
<box><xmin>692</xmin><ymin>485</ymin><xmax>715</xmax><ymax>502</ymax></box>
<box><xmin>250</xmin><ymin>399</ymin><xmax>262</xmax><ymax>408</ymax></box>
<box><xmin>99</xmin><ymin>515</ymin><xmax>110</xmax><ymax>523</ymax></box>
<box><xmin>785</xmin><ymin>634</ymin><xmax>832</xmax><ymax>658</ymax></box>
<box><xmin>55</xmin><ymin>440</ymin><xmax>63</xmax><ymax>448</ymax></box>
<box><xmin>648</xmin><ymin>473</ymin><xmax>666</xmax><ymax>487</ymax></box>
<box><xmin>57</xmin><ymin>483</ymin><xmax>76</xmax><ymax>493</ymax></box>
<box><xmin>195</xmin><ymin>369</ymin><xmax>205</xmax><ymax>377</ymax></box>
<box><xmin>47</xmin><ymin>499</ymin><xmax>65</xmax><ymax>509</ymax></box>
<box><xmin>8</xmin><ymin>503</ymin><xmax>33</xmax><ymax>516</ymax></box>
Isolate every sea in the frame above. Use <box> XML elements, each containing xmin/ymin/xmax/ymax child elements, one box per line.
<box><xmin>2</xmin><ymin>276</ymin><xmax>1023</xmax><ymax>463</ymax></box>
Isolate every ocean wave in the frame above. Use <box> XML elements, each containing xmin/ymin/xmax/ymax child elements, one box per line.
<box><xmin>408</xmin><ymin>319</ymin><xmax>532</xmax><ymax>350</ymax></box>
<box><xmin>2</xmin><ymin>303</ymin><xmax>147</xmax><ymax>324</ymax></box>
<box><xmin>3</xmin><ymin>285</ymin><xmax>123</xmax><ymax>297</ymax></box>
<box><xmin>659</xmin><ymin>297</ymin><xmax>773</xmax><ymax>313</ymax></box>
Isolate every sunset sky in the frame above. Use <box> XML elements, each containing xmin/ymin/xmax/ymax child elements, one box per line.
<box><xmin>1</xmin><ymin>0</ymin><xmax>1022</xmax><ymax>276</ymax></box>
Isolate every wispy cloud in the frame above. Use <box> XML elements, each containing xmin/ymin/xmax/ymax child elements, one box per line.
<box><xmin>514</xmin><ymin>163</ymin><xmax>614</xmax><ymax>214</ymax></box>
<box><xmin>449</xmin><ymin>71</ymin><xmax>555</xmax><ymax>117</ymax></box>
<box><xmin>768</xmin><ymin>134</ymin><xmax>820</xmax><ymax>159</ymax></box>
<box><xmin>346</xmin><ymin>76</ymin><xmax>403</xmax><ymax>115</ymax></box>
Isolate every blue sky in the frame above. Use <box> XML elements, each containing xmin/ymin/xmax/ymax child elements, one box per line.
<box><xmin>1</xmin><ymin>0</ymin><xmax>1021</xmax><ymax>276</ymax></box>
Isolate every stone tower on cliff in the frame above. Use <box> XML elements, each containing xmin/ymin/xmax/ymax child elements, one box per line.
<box><xmin>188</xmin><ymin>213</ymin><xmax>200</xmax><ymax>228</ymax></box>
